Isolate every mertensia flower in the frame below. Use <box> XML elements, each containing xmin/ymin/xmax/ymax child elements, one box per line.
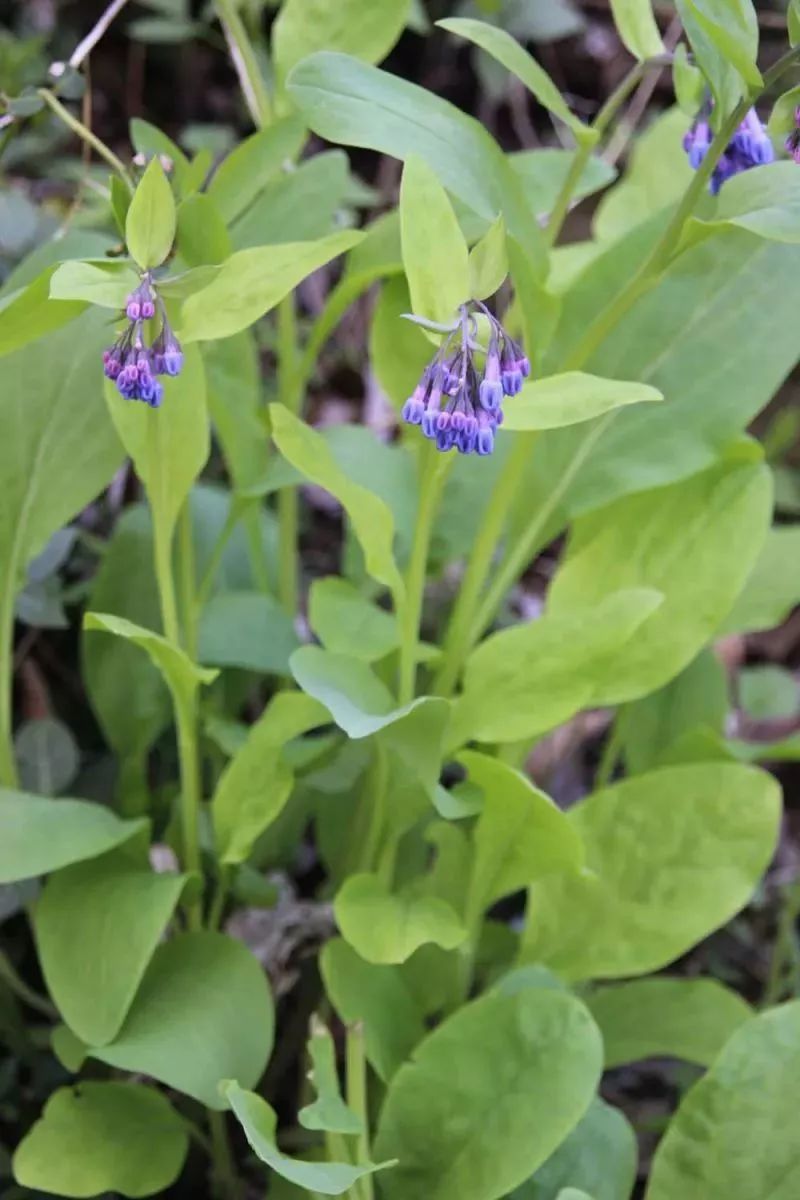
<box><xmin>102</xmin><ymin>273</ymin><xmax>184</xmax><ymax>408</ymax></box>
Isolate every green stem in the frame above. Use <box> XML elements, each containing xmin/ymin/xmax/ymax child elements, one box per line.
<box><xmin>179</xmin><ymin>500</ymin><xmax>198</xmax><ymax>660</ymax></box>
<box><xmin>595</xmin><ymin>710</ymin><xmax>624</xmax><ymax>790</ymax></box>
<box><xmin>175</xmin><ymin>699</ymin><xmax>202</xmax><ymax>930</ymax></box>
<box><xmin>214</xmin><ymin>0</ymin><xmax>272</xmax><ymax>128</ymax></box>
<box><xmin>0</xmin><ymin>949</ymin><xmax>58</xmax><ymax>1019</ymax></box>
<box><xmin>0</xmin><ymin>582</ymin><xmax>18</xmax><ymax>788</ymax></box>
<box><xmin>398</xmin><ymin>443</ymin><xmax>452</xmax><ymax>705</ymax></box>
<box><xmin>37</xmin><ymin>88</ymin><xmax>132</xmax><ymax>187</ymax></box>
<box><xmin>208</xmin><ymin>1109</ymin><xmax>243</xmax><ymax>1200</ymax></box>
<box><xmin>195</xmin><ymin>501</ymin><xmax>240</xmax><ymax>615</ymax></box>
<box><xmin>277</xmin><ymin>293</ymin><xmax>302</xmax><ymax>617</ymax></box>
<box><xmin>432</xmin><ymin>435</ymin><xmax>534</xmax><ymax>697</ymax></box>
<box><xmin>346</xmin><ymin>1023</ymin><xmax>373</xmax><ymax>1200</ymax></box>
<box><xmin>763</xmin><ymin>877</ymin><xmax>800</xmax><ymax>1008</ymax></box>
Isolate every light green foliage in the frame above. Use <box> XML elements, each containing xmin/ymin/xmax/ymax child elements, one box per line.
<box><xmin>273</xmin><ymin>0</ymin><xmax>411</xmax><ymax>88</ymax></box>
<box><xmin>400</xmin><ymin>155</ymin><xmax>470</xmax><ymax>323</ymax></box>
<box><xmin>468</xmin><ymin>214</ymin><xmax>508</xmax><ymax>299</ymax></box>
<box><xmin>309</xmin><ymin>577</ymin><xmax>401</xmax><ymax>661</ymax></box>
<box><xmin>49</xmin><ymin>259</ymin><xmax>139</xmax><ymax>308</ymax></box>
<box><xmin>503</xmin><ymin>372</ymin><xmax>662</xmax><ymax>431</ymax></box>
<box><xmin>688</xmin><ymin>162</ymin><xmax>800</xmax><ymax>245</ymax></box>
<box><xmin>199</xmin><ymin>591</ymin><xmax>300</xmax><ymax>674</ymax></box>
<box><xmin>225</xmin><ymin>1081</ymin><xmax>393</xmax><ymax>1195</ymax></box>
<box><xmin>35</xmin><ymin>849</ymin><xmax>187</xmax><ymax>1045</ymax></box>
<box><xmin>176</xmin><ymin>193</ymin><xmax>231</xmax><ymax>266</ymax></box>
<box><xmin>271</xmin><ymin>405</ymin><xmax>404</xmax><ymax>596</ymax></box>
<box><xmin>724</xmin><ymin>524</ymin><xmax>800</xmax><ymax>632</ymax></box>
<box><xmin>375</xmin><ymin>987</ymin><xmax>603</xmax><ymax>1200</ymax></box>
<box><xmin>230</xmin><ymin>152</ymin><xmax>353</xmax><ymax>249</ymax></box>
<box><xmin>335</xmin><ymin>872</ymin><xmax>466</xmax><ymax>964</ymax></box>
<box><xmin>298</xmin><ymin>1017</ymin><xmax>363</xmax><ymax>1134</ymax></box>
<box><xmin>130</xmin><ymin>119</ymin><xmax>191</xmax><ymax>194</ymax></box>
<box><xmin>0</xmin><ymin>791</ymin><xmax>145</xmax><ymax>883</ymax></box>
<box><xmin>646</xmin><ymin>1003</ymin><xmax>800</xmax><ymax>1199</ymax></box>
<box><xmin>321</xmin><ymin>938</ymin><xmax>426</xmax><ymax>1082</ymax></box>
<box><xmin>180</xmin><ymin>231</ymin><xmax>362</xmax><ymax>342</ymax></box>
<box><xmin>521</xmin><ymin>762</ymin><xmax>780</xmax><ymax>980</ymax></box>
<box><xmin>126</xmin><ymin>158</ymin><xmax>177</xmax><ymax>269</ymax></box>
<box><xmin>608</xmin><ymin>0</ymin><xmax>664</xmax><ymax>59</ymax></box>
<box><xmin>511</xmin><ymin>1098</ymin><xmax>637</xmax><ymax>1200</ymax></box>
<box><xmin>586</xmin><ymin>977</ymin><xmax>752</xmax><ymax>1067</ymax></box>
<box><xmin>677</xmin><ymin>0</ymin><xmax>761</xmax><ymax>98</ymax></box>
<box><xmin>90</xmin><ymin>932</ymin><xmax>273</xmax><ymax>1109</ymax></box>
<box><xmin>212</xmin><ymin>691</ymin><xmax>328</xmax><ymax>865</ymax></box>
<box><xmin>370</xmin><ymin>276</ymin><xmax>433</xmax><ymax>408</ymax></box>
<box><xmin>0</xmin><ymin>268</ymin><xmax>86</xmax><ymax>358</ymax></box>
<box><xmin>207</xmin><ymin>115</ymin><xmax>307</xmax><ymax>223</ymax></box>
<box><xmin>12</xmin><ymin>1083</ymin><xmax>188</xmax><ymax>1198</ymax></box>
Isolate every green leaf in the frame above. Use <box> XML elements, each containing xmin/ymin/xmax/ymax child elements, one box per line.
<box><xmin>375</xmin><ymin>987</ymin><xmax>602</xmax><ymax>1200</ymax></box>
<box><xmin>212</xmin><ymin>691</ymin><xmax>328</xmax><ymax>865</ymax></box>
<box><xmin>679</xmin><ymin>0</ymin><xmax>761</xmax><ymax>94</ymax></box>
<box><xmin>673</xmin><ymin>42</ymin><xmax>706</xmax><ymax>114</ymax></box>
<box><xmin>0</xmin><ymin>312</ymin><xmax>123</xmax><ymax>628</ymax></box>
<box><xmin>460</xmin><ymin>751</ymin><xmax>584</xmax><ymax>921</ymax></box>
<box><xmin>126</xmin><ymin>157</ymin><xmax>177</xmax><ymax>269</ymax></box>
<box><xmin>12</xmin><ymin>1083</ymin><xmax>188</xmax><ymax>1199</ymax></box>
<box><xmin>0</xmin><ymin>268</ymin><xmax>85</xmax><ymax>359</ymax></box>
<box><xmin>273</xmin><ymin>0</ymin><xmax>411</xmax><ymax>88</ymax></box>
<box><xmin>437</xmin><ymin>19</ymin><xmax>591</xmax><ymax>141</ymax></box>
<box><xmin>608</xmin><ymin>0</ymin><xmax>664</xmax><ymax>59</ymax></box>
<box><xmin>511</xmin><ymin>1098</ymin><xmax>637</xmax><ymax>1200</ymax></box>
<box><xmin>503</xmin><ymin>372</ymin><xmax>662</xmax><ymax>431</ymax></box>
<box><xmin>35</xmin><ymin>849</ymin><xmax>187</xmax><ymax>1046</ymax></box>
<box><xmin>309</xmin><ymin>577</ymin><xmax>401</xmax><ymax>661</ymax></box>
<box><xmin>91</xmin><ymin>932</ymin><xmax>273</xmax><ymax>1109</ymax></box>
<box><xmin>15</xmin><ymin>717</ymin><xmax>78</xmax><ymax>795</ymax></box>
<box><xmin>452</xmin><ymin>589</ymin><xmax>663</xmax><ymax>746</ymax></box>
<box><xmin>130</xmin><ymin>118</ymin><xmax>191</xmax><ymax>195</ymax></box>
<box><xmin>335</xmin><ymin>873</ymin><xmax>466</xmax><ymax>965</ymax></box>
<box><xmin>199</xmin><ymin>591</ymin><xmax>300</xmax><ymax>675</ymax></box>
<box><xmin>646</xmin><ymin>1002</ymin><xmax>800</xmax><ymax>1199</ymax></box>
<box><xmin>370</xmin><ymin>276</ymin><xmax>434</xmax><ymax>409</ymax></box>
<box><xmin>790</xmin><ymin>0</ymin><xmax>800</xmax><ymax>46</ymax></box>
<box><xmin>686</xmin><ymin>162</ymin><xmax>800</xmax><ymax>248</ymax></box>
<box><xmin>287</xmin><ymin>53</ymin><xmax>546</xmax><ymax>272</ymax></box>
<box><xmin>548</xmin><ymin>453</ymin><xmax>772</xmax><ymax>702</ymax></box>
<box><xmin>84</xmin><ymin>613</ymin><xmax>217</xmax><ymax>714</ymax></box>
<box><xmin>586</xmin><ymin>977</ymin><xmax>752</xmax><ymax>1068</ymax></box>
<box><xmin>321</xmin><ymin>938</ymin><xmax>426</xmax><ymax>1082</ymax></box>
<box><xmin>298</xmin><ymin>1017</ymin><xmax>363</xmax><ymax>1135</ymax></box>
<box><xmin>271</xmin><ymin>405</ymin><xmax>403</xmax><ymax>597</ymax></box>
<box><xmin>225</xmin><ymin>1082</ymin><xmax>394</xmax><ymax>1195</ymax></box>
<box><xmin>180</xmin><ymin>231</ymin><xmax>362</xmax><ymax>342</ymax></box>
<box><xmin>230</xmin><ymin>151</ymin><xmax>352</xmax><ymax>250</ymax></box>
<box><xmin>0</xmin><ymin>791</ymin><xmax>145</xmax><ymax>884</ymax></box>
<box><xmin>521</xmin><ymin>762</ymin><xmax>781</xmax><ymax>980</ymax></box>
<box><xmin>49</xmin><ymin>259</ymin><xmax>139</xmax><ymax>308</ymax></box>
<box><xmin>176</xmin><ymin>193</ymin><xmax>231</xmax><ymax>266</ymax></box>
<box><xmin>207</xmin><ymin>116</ymin><xmax>307</xmax><ymax>224</ymax></box>
<box><xmin>104</xmin><ymin>343</ymin><xmax>209</xmax><ymax>545</ymax></box>
<box><xmin>468</xmin><ymin>213</ymin><xmax>508</xmax><ymax>300</ymax></box>
<box><xmin>400</xmin><ymin>155</ymin><xmax>470</xmax><ymax>323</ymax></box>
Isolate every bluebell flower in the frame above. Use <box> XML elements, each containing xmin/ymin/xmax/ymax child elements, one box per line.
<box><xmin>400</xmin><ymin>301</ymin><xmax>528</xmax><ymax>457</ymax></box>
<box><xmin>683</xmin><ymin>106</ymin><xmax>774</xmax><ymax>194</ymax></box>
<box><xmin>103</xmin><ymin>273</ymin><xmax>182</xmax><ymax>406</ymax></box>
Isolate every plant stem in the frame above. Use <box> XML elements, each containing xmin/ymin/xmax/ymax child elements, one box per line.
<box><xmin>0</xmin><ymin>949</ymin><xmax>58</xmax><ymax>1019</ymax></box>
<box><xmin>208</xmin><ymin>1109</ymin><xmax>243</xmax><ymax>1200</ymax></box>
<box><xmin>595</xmin><ymin>710</ymin><xmax>624</xmax><ymax>789</ymax></box>
<box><xmin>398</xmin><ymin>443</ymin><xmax>452</xmax><ymax>704</ymax></box>
<box><xmin>763</xmin><ymin>877</ymin><xmax>800</xmax><ymax>1008</ymax></box>
<box><xmin>37</xmin><ymin>88</ymin><xmax>132</xmax><ymax>187</ymax></box>
<box><xmin>0</xmin><ymin>583</ymin><xmax>18</xmax><ymax>788</ymax></box>
<box><xmin>346</xmin><ymin>1023</ymin><xmax>373</xmax><ymax>1200</ymax></box>
<box><xmin>277</xmin><ymin>293</ymin><xmax>302</xmax><ymax>617</ymax></box>
<box><xmin>179</xmin><ymin>500</ymin><xmax>198</xmax><ymax>660</ymax></box>
<box><xmin>214</xmin><ymin>0</ymin><xmax>272</xmax><ymax>128</ymax></box>
<box><xmin>69</xmin><ymin>0</ymin><xmax>132</xmax><ymax>68</ymax></box>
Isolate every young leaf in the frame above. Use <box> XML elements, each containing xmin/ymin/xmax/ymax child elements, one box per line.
<box><xmin>90</xmin><ymin>933</ymin><xmax>273</xmax><ymax>1110</ymax></box>
<box><xmin>468</xmin><ymin>214</ymin><xmax>508</xmax><ymax>300</ymax></box>
<box><xmin>298</xmin><ymin>1018</ymin><xmax>363</xmax><ymax>1135</ymax></box>
<box><xmin>270</xmin><ymin>406</ymin><xmax>403</xmax><ymax>597</ymax></box>
<box><xmin>126</xmin><ymin>157</ymin><xmax>177</xmax><ymax>270</ymax></box>
<box><xmin>225</xmin><ymin>1082</ymin><xmax>394</xmax><ymax>1195</ymax></box>
<box><xmin>35</xmin><ymin>850</ymin><xmax>188</xmax><ymax>1047</ymax></box>
<box><xmin>400</xmin><ymin>155</ymin><xmax>470</xmax><ymax>323</ymax></box>
<box><xmin>502</xmin><ymin>372</ymin><xmax>662</xmax><ymax>431</ymax></box>
<box><xmin>646</xmin><ymin>1003</ymin><xmax>800</xmax><ymax>1200</ymax></box>
<box><xmin>521</xmin><ymin>762</ymin><xmax>781</xmax><ymax>980</ymax></box>
<box><xmin>374</xmin><ymin>987</ymin><xmax>602</xmax><ymax>1200</ymax></box>
<box><xmin>273</xmin><ymin>0</ymin><xmax>411</xmax><ymax>87</ymax></box>
<box><xmin>12</xmin><ymin>1083</ymin><xmax>188</xmax><ymax>1199</ymax></box>
<box><xmin>586</xmin><ymin>977</ymin><xmax>752</xmax><ymax>1068</ymax></box>
<box><xmin>335</xmin><ymin>873</ymin><xmax>467</xmax><ymax>965</ymax></box>
<box><xmin>516</xmin><ymin>1097</ymin><xmax>637</xmax><ymax>1200</ymax></box>
<box><xmin>212</xmin><ymin>692</ymin><xmax>328</xmax><ymax>865</ymax></box>
<box><xmin>438</xmin><ymin>19</ymin><xmax>592</xmax><ymax>142</ymax></box>
<box><xmin>0</xmin><ymin>791</ymin><xmax>145</xmax><ymax>884</ymax></box>
<box><xmin>608</xmin><ymin>0</ymin><xmax>664</xmax><ymax>60</ymax></box>
<box><xmin>180</xmin><ymin>231</ymin><xmax>363</xmax><ymax>342</ymax></box>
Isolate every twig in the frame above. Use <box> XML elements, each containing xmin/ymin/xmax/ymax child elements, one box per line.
<box><xmin>604</xmin><ymin>14</ymin><xmax>683</xmax><ymax>165</ymax></box>
<box><xmin>69</xmin><ymin>0</ymin><xmax>133</xmax><ymax>69</ymax></box>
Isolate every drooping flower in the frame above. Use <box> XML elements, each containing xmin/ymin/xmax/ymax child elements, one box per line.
<box><xmin>683</xmin><ymin>105</ymin><xmax>774</xmax><ymax>194</ymax></box>
<box><xmin>102</xmin><ymin>272</ymin><xmax>183</xmax><ymax>407</ymax></box>
<box><xmin>400</xmin><ymin>301</ymin><xmax>529</xmax><ymax>457</ymax></box>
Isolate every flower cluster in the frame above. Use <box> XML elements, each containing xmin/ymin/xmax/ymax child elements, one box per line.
<box><xmin>401</xmin><ymin>302</ymin><xmax>529</xmax><ymax>456</ymax></box>
<box><xmin>102</xmin><ymin>274</ymin><xmax>183</xmax><ymax>407</ymax></box>
<box><xmin>786</xmin><ymin>107</ymin><xmax>800</xmax><ymax>164</ymax></box>
<box><xmin>683</xmin><ymin>107</ymin><xmax>774</xmax><ymax>194</ymax></box>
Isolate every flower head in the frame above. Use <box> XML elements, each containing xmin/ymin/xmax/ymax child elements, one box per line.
<box><xmin>103</xmin><ymin>271</ymin><xmax>182</xmax><ymax>407</ymax></box>
<box><xmin>400</xmin><ymin>301</ymin><xmax>529</xmax><ymax>457</ymax></box>
<box><xmin>684</xmin><ymin>105</ymin><xmax>774</xmax><ymax>194</ymax></box>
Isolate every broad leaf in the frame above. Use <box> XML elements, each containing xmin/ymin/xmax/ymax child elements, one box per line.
<box><xmin>91</xmin><ymin>932</ymin><xmax>273</xmax><ymax>1109</ymax></box>
<box><xmin>273</xmin><ymin>0</ymin><xmax>411</xmax><ymax>87</ymax></box>
<box><xmin>608</xmin><ymin>0</ymin><xmax>664</xmax><ymax>59</ymax></box>
<box><xmin>199</xmin><ymin>591</ymin><xmax>300</xmax><ymax>675</ymax></box>
<box><xmin>207</xmin><ymin>115</ymin><xmax>307</xmax><ymax>224</ymax></box>
<box><xmin>503</xmin><ymin>372</ymin><xmax>661</xmax><ymax>431</ymax></box>
<box><xmin>468</xmin><ymin>214</ymin><xmax>508</xmax><ymax>300</ymax></box>
<box><xmin>13</xmin><ymin>1083</ymin><xmax>188</xmax><ymax>1199</ymax></box>
<box><xmin>723</xmin><ymin>526</ymin><xmax>800</xmax><ymax>633</ymax></box>
<box><xmin>521</xmin><ymin>762</ymin><xmax>781</xmax><ymax>980</ymax></box>
<box><xmin>512</xmin><ymin>1098</ymin><xmax>637</xmax><ymax>1200</ymax></box>
<box><xmin>400</xmin><ymin>155</ymin><xmax>469</xmax><ymax>323</ymax></box>
<box><xmin>0</xmin><ymin>268</ymin><xmax>85</xmax><ymax>358</ymax></box>
<box><xmin>335</xmin><ymin>873</ymin><xmax>466</xmax><ymax>964</ymax></box>
<box><xmin>298</xmin><ymin>1017</ymin><xmax>363</xmax><ymax>1135</ymax></box>
<box><xmin>230</xmin><ymin>152</ymin><xmax>352</xmax><ymax>250</ymax></box>
<box><xmin>309</xmin><ymin>577</ymin><xmax>401</xmax><ymax>662</ymax></box>
<box><xmin>687</xmin><ymin>162</ymin><xmax>800</xmax><ymax>246</ymax></box>
<box><xmin>49</xmin><ymin>259</ymin><xmax>139</xmax><ymax>308</ymax></box>
<box><xmin>126</xmin><ymin>157</ymin><xmax>176</xmax><ymax>270</ymax></box>
<box><xmin>375</xmin><ymin>987</ymin><xmax>602</xmax><ymax>1200</ymax></box>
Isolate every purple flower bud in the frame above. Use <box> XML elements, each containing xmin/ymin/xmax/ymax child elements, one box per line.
<box><xmin>126</xmin><ymin>297</ymin><xmax>141</xmax><ymax>321</ymax></box>
<box><xmin>502</xmin><ymin>368</ymin><xmax>523</xmax><ymax>397</ymax></box>
<box><xmin>476</xmin><ymin>412</ymin><xmax>495</xmax><ymax>456</ymax></box>
<box><xmin>102</xmin><ymin>349</ymin><xmax>122</xmax><ymax>380</ymax></box>
<box><xmin>436</xmin><ymin>411</ymin><xmax>451</xmax><ymax>433</ymax></box>
<box><xmin>518</xmin><ymin>355</ymin><xmax>531</xmax><ymax>379</ymax></box>
<box><xmin>149</xmin><ymin>380</ymin><xmax>164</xmax><ymax>408</ymax></box>
<box><xmin>421</xmin><ymin>410</ymin><xmax>438</xmax><ymax>440</ymax></box>
<box><xmin>479</xmin><ymin>378</ymin><xmax>504</xmax><ymax>412</ymax></box>
<box><xmin>450</xmin><ymin>411</ymin><xmax>466</xmax><ymax>432</ymax></box>
<box><xmin>435</xmin><ymin>427</ymin><xmax>455</xmax><ymax>453</ymax></box>
<box><xmin>402</xmin><ymin>395</ymin><xmax>425</xmax><ymax>425</ymax></box>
